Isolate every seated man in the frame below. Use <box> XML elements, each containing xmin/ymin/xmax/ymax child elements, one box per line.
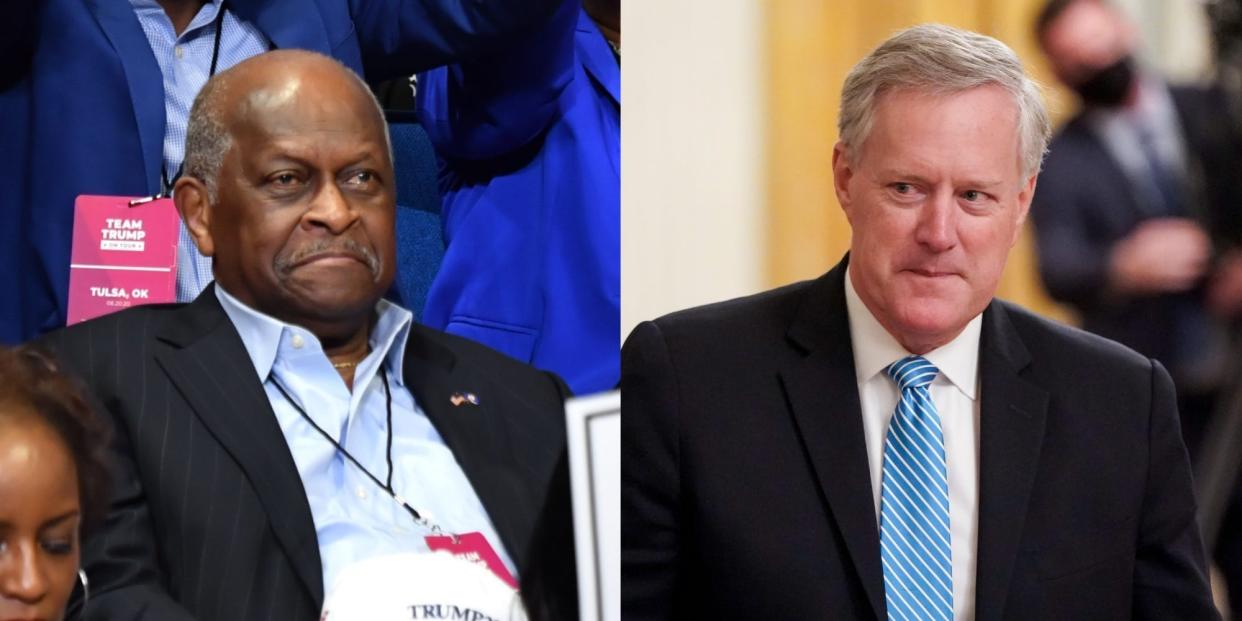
<box><xmin>42</xmin><ymin>50</ymin><xmax>568</xmax><ymax>621</ymax></box>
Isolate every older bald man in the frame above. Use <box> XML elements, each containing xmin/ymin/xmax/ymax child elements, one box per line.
<box><xmin>43</xmin><ymin>50</ymin><xmax>569</xmax><ymax>621</ymax></box>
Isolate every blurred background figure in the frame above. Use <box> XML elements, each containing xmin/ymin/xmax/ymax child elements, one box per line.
<box><xmin>0</xmin><ymin>346</ymin><xmax>110</xmax><ymax>621</ymax></box>
<box><xmin>1032</xmin><ymin>0</ymin><xmax>1236</xmax><ymax>444</ymax></box>
<box><xmin>406</xmin><ymin>0</ymin><xmax>620</xmax><ymax>394</ymax></box>
<box><xmin>1031</xmin><ymin>0</ymin><xmax>1242</xmax><ymax>613</ymax></box>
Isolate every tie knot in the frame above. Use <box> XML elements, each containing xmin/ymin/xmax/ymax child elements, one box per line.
<box><xmin>886</xmin><ymin>356</ymin><xmax>938</xmax><ymax>391</ymax></box>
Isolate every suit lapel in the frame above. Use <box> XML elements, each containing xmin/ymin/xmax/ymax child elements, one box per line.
<box><xmin>86</xmin><ymin>0</ymin><xmax>165</xmax><ymax>194</ymax></box>
<box><xmin>973</xmin><ymin>303</ymin><xmax>1049</xmax><ymax>621</ymax></box>
<box><xmin>401</xmin><ymin>326</ymin><xmax>539</xmax><ymax>569</ymax></box>
<box><xmin>780</xmin><ymin>260</ymin><xmax>885</xmax><ymax>621</ymax></box>
<box><xmin>152</xmin><ymin>287</ymin><xmax>324</xmax><ymax>605</ymax></box>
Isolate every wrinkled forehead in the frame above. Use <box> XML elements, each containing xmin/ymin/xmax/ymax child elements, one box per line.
<box><xmin>243</xmin><ymin>80</ymin><xmax>380</xmax><ymax>132</ymax></box>
<box><xmin>866</xmin><ymin>86</ymin><xmax>1021</xmax><ymax>147</ymax></box>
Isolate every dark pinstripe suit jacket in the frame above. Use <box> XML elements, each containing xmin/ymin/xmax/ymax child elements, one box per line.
<box><xmin>42</xmin><ymin>285</ymin><xmax>569</xmax><ymax>620</ymax></box>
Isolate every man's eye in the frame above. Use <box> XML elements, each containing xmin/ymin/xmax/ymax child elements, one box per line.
<box><xmin>348</xmin><ymin>171</ymin><xmax>376</xmax><ymax>185</ymax></box>
<box><xmin>962</xmin><ymin>189</ymin><xmax>984</xmax><ymax>202</ymax></box>
<box><xmin>893</xmin><ymin>183</ymin><xmax>913</xmax><ymax>194</ymax></box>
<box><xmin>271</xmin><ymin>173</ymin><xmax>299</xmax><ymax>185</ymax></box>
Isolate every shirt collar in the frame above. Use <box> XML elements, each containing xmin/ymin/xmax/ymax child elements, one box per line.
<box><xmin>215</xmin><ymin>285</ymin><xmax>414</xmax><ymax>386</ymax></box>
<box><xmin>129</xmin><ymin>0</ymin><xmax>225</xmax><ymax>37</ymax></box>
<box><xmin>844</xmin><ymin>265</ymin><xmax>981</xmax><ymax>400</ymax></box>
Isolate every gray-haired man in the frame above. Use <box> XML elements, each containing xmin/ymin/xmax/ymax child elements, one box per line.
<box><xmin>621</xmin><ymin>23</ymin><xmax>1217</xmax><ymax>621</ymax></box>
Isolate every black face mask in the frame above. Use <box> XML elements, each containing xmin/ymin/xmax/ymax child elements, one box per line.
<box><xmin>1071</xmin><ymin>56</ymin><xmax>1136</xmax><ymax>108</ymax></box>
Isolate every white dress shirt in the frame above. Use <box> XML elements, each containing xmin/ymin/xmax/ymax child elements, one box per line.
<box><xmin>845</xmin><ymin>267</ymin><xmax>981</xmax><ymax>621</ymax></box>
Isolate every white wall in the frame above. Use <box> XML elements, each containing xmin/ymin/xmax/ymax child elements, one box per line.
<box><xmin>621</xmin><ymin>0</ymin><xmax>766</xmax><ymax>340</ymax></box>
<box><xmin>1116</xmin><ymin>0</ymin><xmax>1213</xmax><ymax>81</ymax></box>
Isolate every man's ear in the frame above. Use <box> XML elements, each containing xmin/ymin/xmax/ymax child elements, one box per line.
<box><xmin>1011</xmin><ymin>173</ymin><xmax>1038</xmax><ymax>247</ymax></box>
<box><xmin>174</xmin><ymin>176</ymin><xmax>215</xmax><ymax>257</ymax></box>
<box><xmin>832</xmin><ymin>142</ymin><xmax>856</xmax><ymax>223</ymax></box>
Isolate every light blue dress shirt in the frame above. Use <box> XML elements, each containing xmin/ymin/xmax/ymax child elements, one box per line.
<box><xmin>214</xmin><ymin>285</ymin><xmax>516</xmax><ymax>594</ymax></box>
<box><xmin>129</xmin><ymin>0</ymin><xmax>269</xmax><ymax>302</ymax></box>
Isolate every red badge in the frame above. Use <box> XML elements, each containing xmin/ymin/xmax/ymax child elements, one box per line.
<box><xmin>425</xmin><ymin>531</ymin><xmax>517</xmax><ymax>589</ymax></box>
<box><xmin>66</xmin><ymin>195</ymin><xmax>179</xmax><ymax>324</ymax></box>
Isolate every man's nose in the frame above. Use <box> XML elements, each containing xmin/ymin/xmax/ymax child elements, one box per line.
<box><xmin>303</xmin><ymin>181</ymin><xmax>359</xmax><ymax>234</ymax></box>
<box><xmin>915</xmin><ymin>191</ymin><xmax>959</xmax><ymax>252</ymax></box>
<box><xmin>0</xmin><ymin>541</ymin><xmax>51</xmax><ymax>605</ymax></box>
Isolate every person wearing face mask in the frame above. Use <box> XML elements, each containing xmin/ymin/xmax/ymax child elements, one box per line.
<box><xmin>0</xmin><ymin>346</ymin><xmax>111</xmax><ymax>621</ymax></box>
<box><xmin>1032</xmin><ymin>0</ymin><xmax>1242</xmax><ymax>611</ymax></box>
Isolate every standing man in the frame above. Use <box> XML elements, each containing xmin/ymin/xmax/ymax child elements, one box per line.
<box><xmin>43</xmin><ymin>51</ymin><xmax>568</xmax><ymax>620</ymax></box>
<box><xmin>622</xmin><ymin>24</ymin><xmax>1217</xmax><ymax>620</ymax></box>
<box><xmin>0</xmin><ymin>0</ymin><xmax>561</xmax><ymax>344</ymax></box>
<box><xmin>417</xmin><ymin>0</ymin><xmax>619</xmax><ymax>394</ymax></box>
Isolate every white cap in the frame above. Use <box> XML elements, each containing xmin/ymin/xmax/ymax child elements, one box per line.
<box><xmin>320</xmin><ymin>552</ymin><xmax>528</xmax><ymax>621</ymax></box>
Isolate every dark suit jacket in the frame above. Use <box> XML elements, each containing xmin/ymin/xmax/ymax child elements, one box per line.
<box><xmin>1030</xmin><ymin>85</ymin><xmax>1242</xmax><ymax>374</ymax></box>
<box><xmin>42</xmin><ymin>286</ymin><xmax>569</xmax><ymax>620</ymax></box>
<box><xmin>0</xmin><ymin>0</ymin><xmax>560</xmax><ymax>344</ymax></box>
<box><xmin>621</xmin><ymin>259</ymin><xmax>1217</xmax><ymax>620</ymax></box>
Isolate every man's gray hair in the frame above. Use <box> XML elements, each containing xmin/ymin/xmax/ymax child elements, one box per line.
<box><xmin>838</xmin><ymin>23</ymin><xmax>1052</xmax><ymax>178</ymax></box>
<box><xmin>182</xmin><ymin>53</ymin><xmax>392</xmax><ymax>201</ymax></box>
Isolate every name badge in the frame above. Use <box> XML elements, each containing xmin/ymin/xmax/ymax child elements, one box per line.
<box><xmin>425</xmin><ymin>532</ymin><xmax>518</xmax><ymax>589</ymax></box>
<box><xmin>67</xmin><ymin>195</ymin><xmax>179</xmax><ymax>324</ymax></box>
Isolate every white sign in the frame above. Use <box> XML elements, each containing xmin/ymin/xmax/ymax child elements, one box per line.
<box><xmin>566</xmin><ymin>391</ymin><xmax>620</xmax><ymax>621</ymax></box>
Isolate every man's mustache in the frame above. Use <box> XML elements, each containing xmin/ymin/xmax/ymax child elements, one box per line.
<box><xmin>274</xmin><ymin>238</ymin><xmax>381</xmax><ymax>278</ymax></box>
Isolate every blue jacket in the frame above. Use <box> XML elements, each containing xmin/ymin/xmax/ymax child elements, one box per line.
<box><xmin>417</xmin><ymin>2</ymin><xmax>619</xmax><ymax>394</ymax></box>
<box><xmin>0</xmin><ymin>0</ymin><xmax>559</xmax><ymax>344</ymax></box>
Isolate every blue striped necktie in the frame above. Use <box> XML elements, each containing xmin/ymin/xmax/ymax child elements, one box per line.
<box><xmin>880</xmin><ymin>355</ymin><xmax>952</xmax><ymax>620</ymax></box>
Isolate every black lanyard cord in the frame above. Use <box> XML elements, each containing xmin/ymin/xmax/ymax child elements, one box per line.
<box><xmin>383</xmin><ymin>365</ymin><xmax>395</xmax><ymax>491</ymax></box>
<box><xmin>160</xmin><ymin>0</ymin><xmax>229</xmax><ymax>196</ymax></box>
<box><xmin>271</xmin><ymin>366</ymin><xmax>442</xmax><ymax>535</ymax></box>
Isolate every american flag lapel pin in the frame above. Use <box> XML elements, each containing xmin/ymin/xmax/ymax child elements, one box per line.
<box><xmin>450</xmin><ymin>392</ymin><xmax>479</xmax><ymax>407</ymax></box>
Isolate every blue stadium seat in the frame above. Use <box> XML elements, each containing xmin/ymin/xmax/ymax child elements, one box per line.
<box><xmin>385</xmin><ymin>110</ymin><xmax>444</xmax><ymax>320</ymax></box>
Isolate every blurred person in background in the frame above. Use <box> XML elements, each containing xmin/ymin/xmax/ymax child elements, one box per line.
<box><xmin>0</xmin><ymin>0</ymin><xmax>563</xmax><ymax>346</ymax></box>
<box><xmin>412</xmin><ymin>0</ymin><xmax>620</xmax><ymax>395</ymax></box>
<box><xmin>0</xmin><ymin>346</ymin><xmax>110</xmax><ymax>621</ymax></box>
<box><xmin>1032</xmin><ymin>0</ymin><xmax>1242</xmax><ymax>610</ymax></box>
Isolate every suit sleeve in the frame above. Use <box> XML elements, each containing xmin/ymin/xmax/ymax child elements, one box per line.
<box><xmin>347</xmin><ymin>0</ymin><xmax>563</xmax><ymax>83</ymax></box>
<box><xmin>621</xmin><ymin>321</ymin><xmax>682</xmax><ymax>621</ymax></box>
<box><xmin>40</xmin><ymin>332</ymin><xmax>197</xmax><ymax>621</ymax></box>
<box><xmin>1132</xmin><ymin>358</ymin><xmax>1220</xmax><ymax>620</ymax></box>
<box><xmin>415</xmin><ymin>0</ymin><xmax>576</xmax><ymax>161</ymax></box>
<box><xmin>1029</xmin><ymin>148</ymin><xmax>1118</xmax><ymax>311</ymax></box>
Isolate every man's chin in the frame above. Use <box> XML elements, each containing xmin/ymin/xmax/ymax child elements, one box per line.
<box><xmin>274</xmin><ymin>281</ymin><xmax>382</xmax><ymax>321</ymax></box>
<box><xmin>887</xmin><ymin>300</ymin><xmax>974</xmax><ymax>350</ymax></box>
